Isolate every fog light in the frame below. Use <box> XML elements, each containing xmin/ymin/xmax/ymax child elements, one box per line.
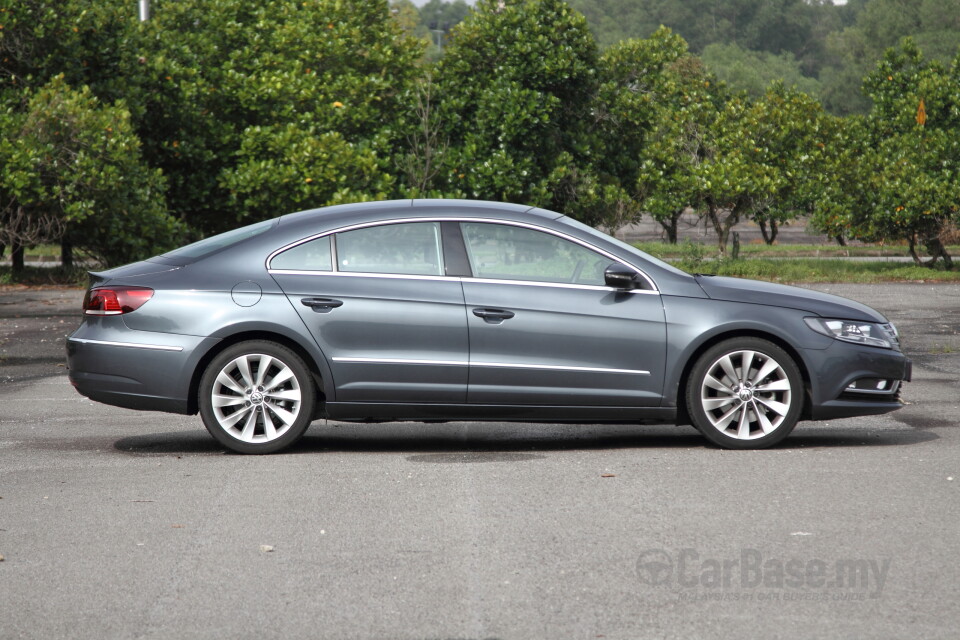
<box><xmin>846</xmin><ymin>378</ymin><xmax>898</xmax><ymax>394</ymax></box>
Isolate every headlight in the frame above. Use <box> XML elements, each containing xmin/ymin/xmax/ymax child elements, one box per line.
<box><xmin>805</xmin><ymin>318</ymin><xmax>899</xmax><ymax>350</ymax></box>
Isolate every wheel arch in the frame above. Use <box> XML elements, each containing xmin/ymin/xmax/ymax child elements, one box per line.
<box><xmin>187</xmin><ymin>330</ymin><xmax>330</xmax><ymax>416</ymax></box>
<box><xmin>674</xmin><ymin>329</ymin><xmax>813</xmax><ymax>426</ymax></box>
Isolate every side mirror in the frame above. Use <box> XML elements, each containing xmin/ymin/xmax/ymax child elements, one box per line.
<box><xmin>604</xmin><ymin>263</ymin><xmax>637</xmax><ymax>290</ymax></box>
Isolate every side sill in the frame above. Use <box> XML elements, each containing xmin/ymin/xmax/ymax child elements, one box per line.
<box><xmin>323</xmin><ymin>402</ymin><xmax>677</xmax><ymax>424</ymax></box>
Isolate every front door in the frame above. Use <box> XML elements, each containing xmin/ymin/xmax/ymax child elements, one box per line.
<box><xmin>459</xmin><ymin>222</ymin><xmax>666</xmax><ymax>407</ymax></box>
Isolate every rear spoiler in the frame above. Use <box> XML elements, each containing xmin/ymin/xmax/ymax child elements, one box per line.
<box><xmin>87</xmin><ymin>271</ymin><xmax>109</xmax><ymax>288</ymax></box>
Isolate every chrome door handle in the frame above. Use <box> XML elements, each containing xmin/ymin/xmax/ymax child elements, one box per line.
<box><xmin>301</xmin><ymin>297</ymin><xmax>344</xmax><ymax>313</ymax></box>
<box><xmin>472</xmin><ymin>308</ymin><xmax>515</xmax><ymax>323</ymax></box>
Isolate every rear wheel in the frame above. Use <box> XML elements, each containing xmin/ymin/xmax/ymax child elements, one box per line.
<box><xmin>199</xmin><ymin>341</ymin><xmax>316</xmax><ymax>454</ymax></box>
<box><xmin>686</xmin><ymin>338</ymin><xmax>803</xmax><ymax>449</ymax></box>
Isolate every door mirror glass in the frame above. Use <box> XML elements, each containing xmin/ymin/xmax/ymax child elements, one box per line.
<box><xmin>604</xmin><ymin>263</ymin><xmax>637</xmax><ymax>289</ymax></box>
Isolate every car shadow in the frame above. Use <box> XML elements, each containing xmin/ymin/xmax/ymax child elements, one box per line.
<box><xmin>110</xmin><ymin>421</ymin><xmax>940</xmax><ymax>457</ymax></box>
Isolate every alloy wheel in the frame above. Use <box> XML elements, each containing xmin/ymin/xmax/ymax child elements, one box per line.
<box><xmin>699</xmin><ymin>349</ymin><xmax>794</xmax><ymax>441</ymax></box>
<box><xmin>210</xmin><ymin>353</ymin><xmax>303</xmax><ymax>443</ymax></box>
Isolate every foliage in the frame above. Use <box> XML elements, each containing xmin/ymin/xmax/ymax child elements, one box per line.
<box><xmin>2</xmin><ymin>0</ymin><xmax>959</xmax><ymax>279</ymax></box>
<box><xmin>860</xmin><ymin>40</ymin><xmax>959</xmax><ymax>266</ymax></box>
<box><xmin>0</xmin><ymin>76</ymin><xmax>180</xmax><ymax>267</ymax></box>
<box><xmin>806</xmin><ymin>114</ymin><xmax>874</xmax><ymax>244</ymax></box>
<box><xmin>693</xmin><ymin>84</ymin><xmax>832</xmax><ymax>253</ymax></box>
<box><xmin>821</xmin><ymin>0</ymin><xmax>960</xmax><ymax>114</ymax></box>
<box><xmin>433</xmin><ymin>0</ymin><xmax>600</xmax><ymax>218</ymax></box>
<box><xmin>701</xmin><ymin>43</ymin><xmax>822</xmax><ymax>99</ymax></box>
<box><xmin>121</xmin><ymin>0</ymin><xmax>424</xmax><ymax>230</ymax></box>
<box><xmin>634</xmin><ymin>50</ymin><xmax>725</xmax><ymax>242</ymax></box>
<box><xmin>811</xmin><ymin>39</ymin><xmax>960</xmax><ymax>268</ymax></box>
<box><xmin>593</xmin><ymin>28</ymin><xmax>691</xmax><ymax>232</ymax></box>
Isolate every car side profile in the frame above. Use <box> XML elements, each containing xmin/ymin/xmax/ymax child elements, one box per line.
<box><xmin>67</xmin><ymin>199</ymin><xmax>911</xmax><ymax>453</ymax></box>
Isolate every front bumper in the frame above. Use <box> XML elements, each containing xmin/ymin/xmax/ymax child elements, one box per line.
<box><xmin>804</xmin><ymin>340</ymin><xmax>911</xmax><ymax>421</ymax></box>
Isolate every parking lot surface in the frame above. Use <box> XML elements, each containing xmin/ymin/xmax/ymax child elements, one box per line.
<box><xmin>1</xmin><ymin>283</ymin><xmax>958</xmax><ymax>639</ymax></box>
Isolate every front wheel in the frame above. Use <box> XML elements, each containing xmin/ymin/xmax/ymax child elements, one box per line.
<box><xmin>199</xmin><ymin>341</ymin><xmax>316</xmax><ymax>454</ymax></box>
<box><xmin>686</xmin><ymin>338</ymin><xmax>804</xmax><ymax>449</ymax></box>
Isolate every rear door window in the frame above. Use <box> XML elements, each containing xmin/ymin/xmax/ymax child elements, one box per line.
<box><xmin>335</xmin><ymin>222</ymin><xmax>444</xmax><ymax>276</ymax></box>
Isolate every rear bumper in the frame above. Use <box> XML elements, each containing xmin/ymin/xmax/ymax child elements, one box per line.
<box><xmin>66</xmin><ymin>324</ymin><xmax>217</xmax><ymax>415</ymax></box>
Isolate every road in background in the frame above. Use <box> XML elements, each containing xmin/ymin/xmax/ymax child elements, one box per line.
<box><xmin>1</xmin><ymin>284</ymin><xmax>958</xmax><ymax>639</ymax></box>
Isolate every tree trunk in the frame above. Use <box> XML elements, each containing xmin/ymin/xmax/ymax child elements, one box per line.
<box><xmin>834</xmin><ymin>234</ymin><xmax>847</xmax><ymax>247</ymax></box>
<box><xmin>706</xmin><ymin>201</ymin><xmax>729</xmax><ymax>256</ymax></box>
<box><xmin>925</xmin><ymin>236</ymin><xmax>954</xmax><ymax>270</ymax></box>
<box><xmin>758</xmin><ymin>218</ymin><xmax>779</xmax><ymax>244</ymax></box>
<box><xmin>61</xmin><ymin>237</ymin><xmax>74</xmax><ymax>269</ymax></box>
<box><xmin>659</xmin><ymin>211</ymin><xmax>681</xmax><ymax>244</ymax></box>
<box><xmin>12</xmin><ymin>243</ymin><xmax>25</xmax><ymax>273</ymax></box>
<box><xmin>908</xmin><ymin>234</ymin><xmax>924</xmax><ymax>265</ymax></box>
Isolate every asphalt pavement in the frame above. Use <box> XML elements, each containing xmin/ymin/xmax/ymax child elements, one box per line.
<box><xmin>1</xmin><ymin>283</ymin><xmax>958</xmax><ymax>639</ymax></box>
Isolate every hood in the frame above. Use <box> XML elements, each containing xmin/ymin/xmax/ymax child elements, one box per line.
<box><xmin>695</xmin><ymin>275</ymin><xmax>887</xmax><ymax>323</ymax></box>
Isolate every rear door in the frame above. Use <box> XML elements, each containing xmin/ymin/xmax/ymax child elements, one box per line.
<box><xmin>459</xmin><ymin>222</ymin><xmax>667</xmax><ymax>407</ymax></box>
<box><xmin>269</xmin><ymin>221</ymin><xmax>469</xmax><ymax>403</ymax></box>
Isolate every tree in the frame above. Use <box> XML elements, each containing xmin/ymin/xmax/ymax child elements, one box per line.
<box><xmin>646</xmin><ymin>81</ymin><xmax>828</xmax><ymax>255</ymax></box>
<box><xmin>122</xmin><ymin>0</ymin><xmax>424</xmax><ymax>231</ymax></box>
<box><xmin>0</xmin><ymin>76</ymin><xmax>179</xmax><ymax>269</ymax></box>
<box><xmin>634</xmin><ymin>43</ymin><xmax>726</xmax><ymax>242</ymax></box>
<box><xmin>744</xmin><ymin>84</ymin><xmax>831</xmax><ymax>244</ymax></box>
<box><xmin>398</xmin><ymin>74</ymin><xmax>450</xmax><ymax>197</ymax></box>
<box><xmin>434</xmin><ymin>0</ymin><xmax>600</xmax><ymax>219</ymax></box>
<box><xmin>593</xmin><ymin>28</ymin><xmax>692</xmax><ymax>234</ymax></box>
<box><xmin>821</xmin><ymin>0</ymin><xmax>960</xmax><ymax>115</ymax></box>
<box><xmin>695</xmin><ymin>94</ymin><xmax>777</xmax><ymax>255</ymax></box>
<box><xmin>807</xmin><ymin>114</ymin><xmax>871</xmax><ymax>246</ymax></box>
<box><xmin>857</xmin><ymin>40</ymin><xmax>960</xmax><ymax>267</ymax></box>
<box><xmin>701</xmin><ymin>43</ymin><xmax>822</xmax><ymax>99</ymax></box>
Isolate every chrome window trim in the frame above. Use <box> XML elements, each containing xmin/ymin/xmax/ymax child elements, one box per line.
<box><xmin>266</xmin><ymin>269</ymin><xmax>657</xmax><ymax>294</ymax></box>
<box><xmin>266</xmin><ymin>216</ymin><xmax>659</xmax><ymax>292</ymax></box>
<box><xmin>331</xmin><ymin>356</ymin><xmax>650</xmax><ymax>376</ymax></box>
<box><xmin>268</xmin><ymin>270</ymin><xmax>461</xmax><ymax>283</ymax></box>
<box><xmin>69</xmin><ymin>338</ymin><xmax>184</xmax><ymax>352</ymax></box>
<box><xmin>466</xmin><ymin>277</ymin><xmax>659</xmax><ymax>295</ymax></box>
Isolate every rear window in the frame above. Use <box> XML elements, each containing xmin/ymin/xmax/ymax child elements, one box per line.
<box><xmin>161</xmin><ymin>219</ymin><xmax>276</xmax><ymax>261</ymax></box>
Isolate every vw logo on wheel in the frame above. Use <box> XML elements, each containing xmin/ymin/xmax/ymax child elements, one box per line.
<box><xmin>636</xmin><ymin>549</ymin><xmax>673</xmax><ymax>586</ymax></box>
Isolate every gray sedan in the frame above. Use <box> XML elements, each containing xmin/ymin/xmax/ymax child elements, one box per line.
<box><xmin>67</xmin><ymin>200</ymin><xmax>911</xmax><ymax>453</ymax></box>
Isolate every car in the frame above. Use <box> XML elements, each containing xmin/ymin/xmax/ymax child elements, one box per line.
<box><xmin>67</xmin><ymin>199</ymin><xmax>911</xmax><ymax>453</ymax></box>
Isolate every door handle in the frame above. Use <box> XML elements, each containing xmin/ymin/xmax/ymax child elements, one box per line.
<box><xmin>301</xmin><ymin>297</ymin><xmax>344</xmax><ymax>313</ymax></box>
<box><xmin>472</xmin><ymin>307</ymin><xmax>515</xmax><ymax>323</ymax></box>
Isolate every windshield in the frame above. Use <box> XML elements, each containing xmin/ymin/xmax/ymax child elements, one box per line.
<box><xmin>161</xmin><ymin>219</ymin><xmax>277</xmax><ymax>262</ymax></box>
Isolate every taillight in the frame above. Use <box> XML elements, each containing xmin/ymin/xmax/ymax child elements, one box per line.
<box><xmin>83</xmin><ymin>287</ymin><xmax>154</xmax><ymax>315</ymax></box>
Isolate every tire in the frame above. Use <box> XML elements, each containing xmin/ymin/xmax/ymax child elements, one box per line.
<box><xmin>199</xmin><ymin>340</ymin><xmax>316</xmax><ymax>454</ymax></box>
<box><xmin>686</xmin><ymin>337</ymin><xmax>803</xmax><ymax>449</ymax></box>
